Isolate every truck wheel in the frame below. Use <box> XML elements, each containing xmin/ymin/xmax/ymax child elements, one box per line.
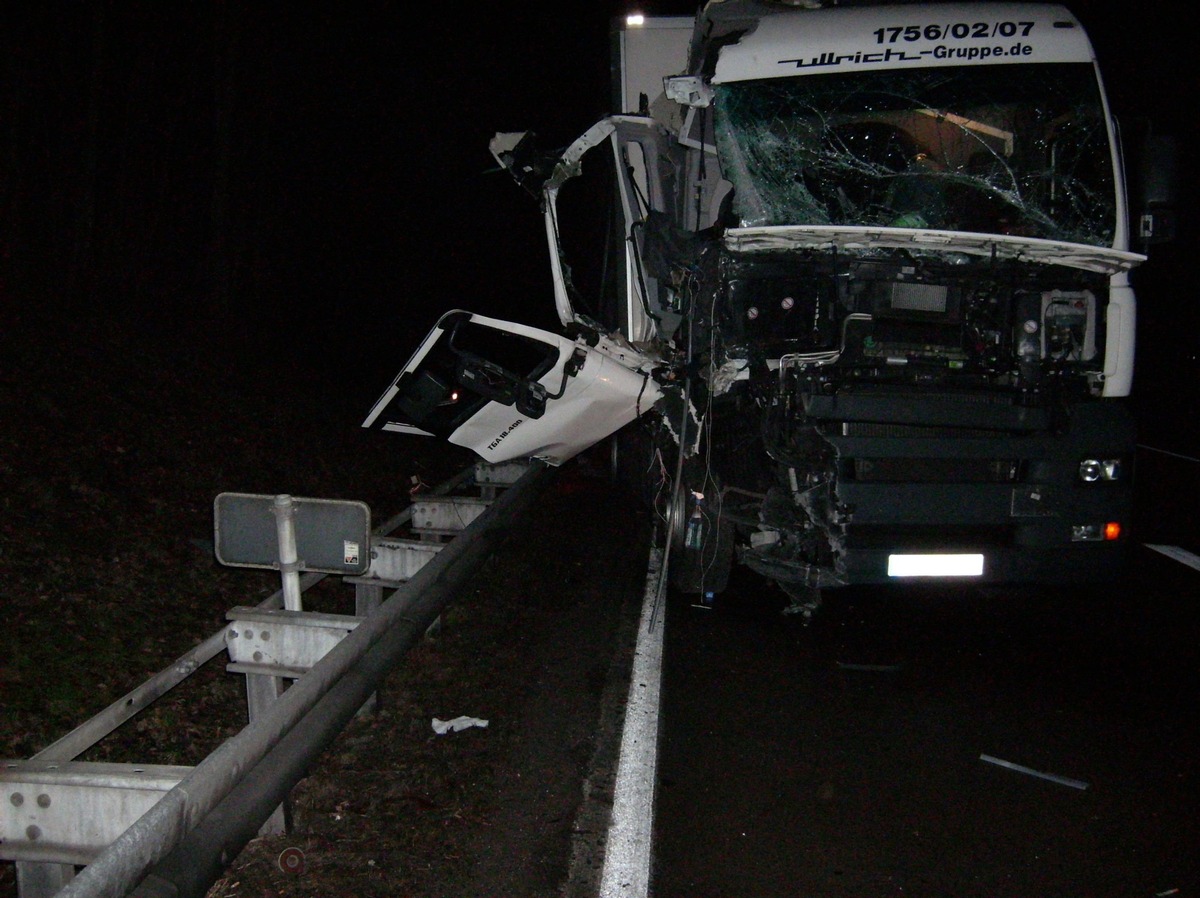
<box><xmin>609</xmin><ymin>423</ymin><xmax>659</xmax><ymax>510</ymax></box>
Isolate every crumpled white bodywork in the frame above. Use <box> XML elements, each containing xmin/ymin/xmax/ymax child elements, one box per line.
<box><xmin>363</xmin><ymin>312</ymin><xmax>662</xmax><ymax>466</ymax></box>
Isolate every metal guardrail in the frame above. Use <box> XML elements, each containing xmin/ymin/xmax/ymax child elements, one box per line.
<box><xmin>3</xmin><ymin>461</ymin><xmax>551</xmax><ymax>898</ymax></box>
<box><xmin>26</xmin><ymin>467</ymin><xmax>477</xmax><ymax>769</ymax></box>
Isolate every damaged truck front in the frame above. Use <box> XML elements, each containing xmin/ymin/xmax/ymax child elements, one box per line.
<box><xmin>367</xmin><ymin>1</ymin><xmax>1143</xmax><ymax>611</ymax></box>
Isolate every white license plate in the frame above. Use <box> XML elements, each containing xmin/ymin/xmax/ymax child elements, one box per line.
<box><xmin>887</xmin><ymin>553</ymin><xmax>985</xmax><ymax>577</ymax></box>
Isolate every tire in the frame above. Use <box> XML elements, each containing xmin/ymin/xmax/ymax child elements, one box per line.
<box><xmin>609</xmin><ymin>422</ymin><xmax>660</xmax><ymax>510</ymax></box>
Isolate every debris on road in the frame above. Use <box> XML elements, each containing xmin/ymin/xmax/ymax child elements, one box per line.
<box><xmin>979</xmin><ymin>753</ymin><xmax>1089</xmax><ymax>790</ymax></box>
<box><xmin>432</xmin><ymin>716</ymin><xmax>489</xmax><ymax>735</ymax></box>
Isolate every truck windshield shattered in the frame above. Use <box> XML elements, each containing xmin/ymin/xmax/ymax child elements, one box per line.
<box><xmin>715</xmin><ymin>62</ymin><xmax>1115</xmax><ymax>245</ymax></box>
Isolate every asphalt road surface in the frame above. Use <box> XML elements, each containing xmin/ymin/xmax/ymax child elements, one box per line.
<box><xmin>654</xmin><ymin>545</ymin><xmax>1199</xmax><ymax>897</ymax></box>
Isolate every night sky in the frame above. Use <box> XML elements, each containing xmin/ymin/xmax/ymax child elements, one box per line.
<box><xmin>1</xmin><ymin>2</ymin><xmax>1193</xmax><ymax>448</ymax></box>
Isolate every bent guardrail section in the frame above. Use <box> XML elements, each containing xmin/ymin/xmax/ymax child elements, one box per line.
<box><xmin>2</xmin><ymin>461</ymin><xmax>550</xmax><ymax>898</ymax></box>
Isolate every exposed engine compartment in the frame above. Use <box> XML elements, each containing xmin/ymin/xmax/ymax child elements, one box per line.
<box><xmin>638</xmin><ymin>240</ymin><xmax>1116</xmax><ymax>601</ymax></box>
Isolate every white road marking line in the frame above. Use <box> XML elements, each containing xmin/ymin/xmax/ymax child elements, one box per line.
<box><xmin>600</xmin><ymin>543</ymin><xmax>665</xmax><ymax>898</ymax></box>
<box><xmin>1145</xmin><ymin>544</ymin><xmax>1200</xmax><ymax>572</ymax></box>
<box><xmin>979</xmin><ymin>754</ymin><xmax>1089</xmax><ymax>790</ymax></box>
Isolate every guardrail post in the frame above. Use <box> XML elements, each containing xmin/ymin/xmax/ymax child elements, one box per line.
<box><xmin>349</xmin><ymin>536</ymin><xmax>448</xmax><ymax>708</ymax></box>
<box><xmin>473</xmin><ymin>459</ymin><xmax>530</xmax><ymax>500</ymax></box>
<box><xmin>15</xmin><ymin>862</ymin><xmax>75</xmax><ymax>898</ymax></box>
<box><xmin>353</xmin><ymin>582</ymin><xmax>384</xmax><ymax>715</ymax></box>
<box><xmin>244</xmin><ymin>674</ymin><xmax>289</xmax><ymax>835</ymax></box>
<box><xmin>271</xmin><ymin>495</ymin><xmax>303</xmax><ymax>612</ymax></box>
<box><xmin>225</xmin><ymin>606</ymin><xmax>363</xmax><ymax>833</ymax></box>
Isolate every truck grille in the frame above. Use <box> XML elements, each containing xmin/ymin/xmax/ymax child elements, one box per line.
<box><xmin>847</xmin><ymin>524</ymin><xmax>1016</xmax><ymax>549</ymax></box>
<box><xmin>838</xmin><ymin>422</ymin><xmax>997</xmax><ymax>438</ymax></box>
<box><xmin>850</xmin><ymin>457</ymin><xmax>1022</xmax><ymax>483</ymax></box>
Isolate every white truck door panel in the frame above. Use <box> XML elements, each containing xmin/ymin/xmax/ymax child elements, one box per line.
<box><xmin>362</xmin><ymin>311</ymin><xmax>662</xmax><ymax>466</ymax></box>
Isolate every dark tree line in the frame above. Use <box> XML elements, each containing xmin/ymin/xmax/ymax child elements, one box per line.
<box><xmin>4</xmin><ymin>7</ymin><xmax>231</xmax><ymax>332</ymax></box>
<box><xmin>0</xmin><ymin>4</ymin><xmax>632</xmax><ymax>357</ymax></box>
<box><xmin>0</xmin><ymin>4</ymin><xmax>419</xmax><ymax>359</ymax></box>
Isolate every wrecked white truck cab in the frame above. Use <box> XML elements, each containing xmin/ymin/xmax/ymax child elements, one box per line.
<box><xmin>367</xmin><ymin>1</ymin><xmax>1146</xmax><ymax>610</ymax></box>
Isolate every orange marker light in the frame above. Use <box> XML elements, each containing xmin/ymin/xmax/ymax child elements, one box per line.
<box><xmin>1104</xmin><ymin>521</ymin><xmax>1121</xmax><ymax>541</ymax></box>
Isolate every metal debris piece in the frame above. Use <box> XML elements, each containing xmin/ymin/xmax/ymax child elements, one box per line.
<box><xmin>979</xmin><ymin>753</ymin><xmax>1089</xmax><ymax>790</ymax></box>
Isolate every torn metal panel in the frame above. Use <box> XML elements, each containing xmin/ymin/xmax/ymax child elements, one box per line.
<box><xmin>723</xmin><ymin>226</ymin><xmax>1143</xmax><ymax>275</ymax></box>
<box><xmin>363</xmin><ymin>311</ymin><xmax>664</xmax><ymax>466</ymax></box>
<box><xmin>548</xmin><ymin>117</ymin><xmax>690</xmax><ymax>340</ymax></box>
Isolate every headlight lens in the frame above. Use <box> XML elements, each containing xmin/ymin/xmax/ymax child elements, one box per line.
<box><xmin>1079</xmin><ymin>458</ymin><xmax>1122</xmax><ymax>482</ymax></box>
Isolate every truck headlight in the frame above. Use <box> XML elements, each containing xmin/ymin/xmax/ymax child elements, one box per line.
<box><xmin>1079</xmin><ymin>458</ymin><xmax>1122</xmax><ymax>482</ymax></box>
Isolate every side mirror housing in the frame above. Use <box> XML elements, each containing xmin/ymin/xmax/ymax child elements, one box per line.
<box><xmin>1135</xmin><ymin>134</ymin><xmax>1180</xmax><ymax>246</ymax></box>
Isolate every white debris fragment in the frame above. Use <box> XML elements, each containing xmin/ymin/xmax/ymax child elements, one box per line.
<box><xmin>432</xmin><ymin>716</ymin><xmax>489</xmax><ymax>735</ymax></box>
<box><xmin>979</xmin><ymin>753</ymin><xmax>1089</xmax><ymax>790</ymax></box>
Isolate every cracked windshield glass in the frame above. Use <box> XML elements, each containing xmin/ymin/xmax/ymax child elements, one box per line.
<box><xmin>713</xmin><ymin>62</ymin><xmax>1115</xmax><ymax>246</ymax></box>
